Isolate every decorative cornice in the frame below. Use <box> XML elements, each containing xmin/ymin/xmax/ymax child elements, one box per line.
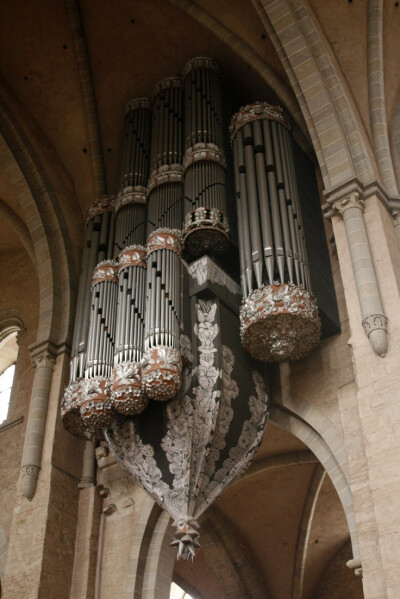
<box><xmin>146</xmin><ymin>229</ymin><xmax>182</xmax><ymax>256</ymax></box>
<box><xmin>323</xmin><ymin>176</ymin><xmax>400</xmax><ymax>215</ymax></box>
<box><xmin>183</xmin><ymin>143</ymin><xmax>226</xmax><ymax>171</ymax></box>
<box><xmin>230</xmin><ymin>102</ymin><xmax>292</xmax><ymax>142</ymax></box>
<box><xmin>85</xmin><ymin>195</ymin><xmax>114</xmax><ymax>227</ymax></box>
<box><xmin>152</xmin><ymin>76</ymin><xmax>183</xmax><ymax>99</ymax></box>
<box><xmin>147</xmin><ymin>164</ymin><xmax>183</xmax><ymax>194</ymax></box>
<box><xmin>117</xmin><ymin>246</ymin><xmax>147</xmax><ymax>272</ymax></box>
<box><xmin>187</xmin><ymin>255</ymin><xmax>241</xmax><ymax>295</ymax></box>
<box><xmin>91</xmin><ymin>260</ymin><xmax>118</xmax><ymax>288</ymax></box>
<box><xmin>115</xmin><ymin>186</ymin><xmax>147</xmax><ymax>213</ymax></box>
<box><xmin>183</xmin><ymin>56</ymin><xmax>221</xmax><ymax>78</ymax></box>
<box><xmin>126</xmin><ymin>96</ymin><xmax>151</xmax><ymax>115</ymax></box>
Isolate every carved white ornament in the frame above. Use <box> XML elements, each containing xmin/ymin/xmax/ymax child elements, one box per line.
<box><xmin>105</xmin><ymin>299</ymin><xmax>268</xmax><ymax>560</ymax></box>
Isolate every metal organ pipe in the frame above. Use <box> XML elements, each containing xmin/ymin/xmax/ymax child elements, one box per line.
<box><xmin>182</xmin><ymin>56</ymin><xmax>229</xmax><ymax>258</ymax></box>
<box><xmin>110</xmin><ymin>246</ymin><xmax>148</xmax><ymax>416</ymax></box>
<box><xmin>142</xmin><ymin>229</ymin><xmax>182</xmax><ymax>401</ymax></box>
<box><xmin>230</xmin><ymin>102</ymin><xmax>320</xmax><ymax>362</ymax></box>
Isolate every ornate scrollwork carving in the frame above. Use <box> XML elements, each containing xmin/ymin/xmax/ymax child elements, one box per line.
<box><xmin>142</xmin><ymin>346</ymin><xmax>182</xmax><ymax>401</ymax></box>
<box><xmin>117</xmin><ymin>246</ymin><xmax>147</xmax><ymax>271</ymax></box>
<box><xmin>240</xmin><ymin>283</ymin><xmax>321</xmax><ymax>362</ymax></box>
<box><xmin>91</xmin><ymin>260</ymin><xmax>119</xmax><ymax>288</ymax></box>
<box><xmin>111</xmin><ymin>361</ymin><xmax>148</xmax><ymax>416</ymax></box>
<box><xmin>146</xmin><ymin>228</ymin><xmax>182</xmax><ymax>256</ymax></box>
<box><xmin>182</xmin><ymin>207</ymin><xmax>230</xmax><ymax>259</ymax></box>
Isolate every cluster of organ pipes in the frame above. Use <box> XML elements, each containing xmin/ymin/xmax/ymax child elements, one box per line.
<box><xmin>62</xmin><ymin>56</ymin><xmax>230</xmax><ymax>440</ymax></box>
<box><xmin>230</xmin><ymin>103</ymin><xmax>320</xmax><ymax>362</ymax></box>
<box><xmin>62</xmin><ymin>61</ymin><xmax>321</xmax><ymax>442</ymax></box>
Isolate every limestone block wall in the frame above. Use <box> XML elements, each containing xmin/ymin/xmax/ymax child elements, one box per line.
<box><xmin>0</xmin><ymin>247</ymin><xmax>39</xmax><ymax>577</ymax></box>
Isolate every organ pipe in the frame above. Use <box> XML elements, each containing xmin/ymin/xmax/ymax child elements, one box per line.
<box><xmin>110</xmin><ymin>246</ymin><xmax>148</xmax><ymax>415</ymax></box>
<box><xmin>70</xmin><ymin>196</ymin><xmax>114</xmax><ymax>383</ymax></box>
<box><xmin>142</xmin><ymin>229</ymin><xmax>182</xmax><ymax>401</ymax></box>
<box><xmin>230</xmin><ymin>103</ymin><xmax>320</xmax><ymax>362</ymax></box>
<box><xmin>182</xmin><ymin>57</ymin><xmax>229</xmax><ymax>258</ymax></box>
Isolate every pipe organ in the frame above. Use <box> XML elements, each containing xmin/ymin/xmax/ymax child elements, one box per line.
<box><xmin>230</xmin><ymin>102</ymin><xmax>320</xmax><ymax>362</ymax></box>
<box><xmin>62</xmin><ymin>63</ymin><xmax>321</xmax><ymax>442</ymax></box>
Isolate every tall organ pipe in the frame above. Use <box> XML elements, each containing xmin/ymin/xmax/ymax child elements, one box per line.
<box><xmin>182</xmin><ymin>57</ymin><xmax>229</xmax><ymax>258</ymax></box>
<box><xmin>230</xmin><ymin>102</ymin><xmax>320</xmax><ymax>362</ymax></box>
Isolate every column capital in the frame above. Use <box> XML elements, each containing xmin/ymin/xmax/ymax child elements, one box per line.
<box><xmin>323</xmin><ymin>192</ymin><xmax>365</xmax><ymax>219</ymax></box>
<box><xmin>31</xmin><ymin>351</ymin><xmax>56</xmax><ymax>370</ymax></box>
<box><xmin>333</xmin><ymin>192</ymin><xmax>365</xmax><ymax>216</ymax></box>
<box><xmin>28</xmin><ymin>340</ymin><xmax>57</xmax><ymax>369</ymax></box>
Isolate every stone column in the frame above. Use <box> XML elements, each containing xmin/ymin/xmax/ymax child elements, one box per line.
<box><xmin>327</xmin><ymin>192</ymin><xmax>388</xmax><ymax>356</ymax></box>
<box><xmin>78</xmin><ymin>441</ymin><xmax>96</xmax><ymax>488</ymax></box>
<box><xmin>21</xmin><ymin>344</ymin><xmax>55</xmax><ymax>500</ymax></box>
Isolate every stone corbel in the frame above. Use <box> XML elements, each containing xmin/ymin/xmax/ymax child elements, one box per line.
<box><xmin>346</xmin><ymin>557</ymin><xmax>363</xmax><ymax>577</ymax></box>
<box><xmin>21</xmin><ymin>343</ymin><xmax>56</xmax><ymax>500</ymax></box>
<box><xmin>392</xmin><ymin>210</ymin><xmax>400</xmax><ymax>249</ymax></box>
<box><xmin>324</xmin><ymin>192</ymin><xmax>388</xmax><ymax>356</ymax></box>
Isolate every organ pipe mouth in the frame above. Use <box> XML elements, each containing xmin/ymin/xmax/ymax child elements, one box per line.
<box><xmin>229</xmin><ymin>102</ymin><xmax>292</xmax><ymax>143</ymax></box>
<box><xmin>183</xmin><ymin>56</ymin><xmax>221</xmax><ymax>78</ymax></box>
